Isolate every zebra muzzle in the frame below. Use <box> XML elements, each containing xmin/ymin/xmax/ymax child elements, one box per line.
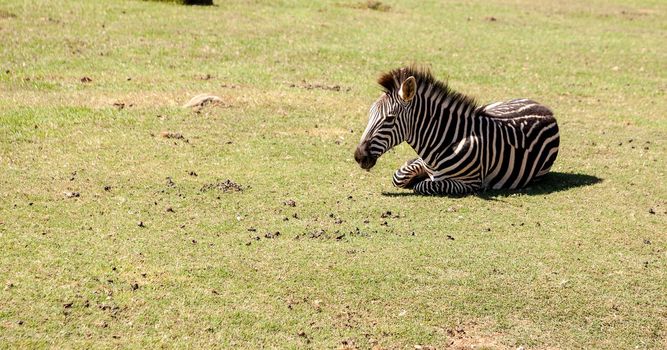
<box><xmin>354</xmin><ymin>145</ymin><xmax>377</xmax><ymax>171</ymax></box>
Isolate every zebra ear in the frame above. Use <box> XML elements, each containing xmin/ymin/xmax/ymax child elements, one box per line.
<box><xmin>399</xmin><ymin>76</ymin><xmax>417</xmax><ymax>102</ymax></box>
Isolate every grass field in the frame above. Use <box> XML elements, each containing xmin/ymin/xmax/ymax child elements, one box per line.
<box><xmin>1</xmin><ymin>0</ymin><xmax>666</xmax><ymax>348</ymax></box>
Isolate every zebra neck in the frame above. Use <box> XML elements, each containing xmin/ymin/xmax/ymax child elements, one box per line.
<box><xmin>406</xmin><ymin>93</ymin><xmax>476</xmax><ymax>158</ymax></box>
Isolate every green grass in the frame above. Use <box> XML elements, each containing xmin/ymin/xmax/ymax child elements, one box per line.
<box><xmin>1</xmin><ymin>0</ymin><xmax>666</xmax><ymax>348</ymax></box>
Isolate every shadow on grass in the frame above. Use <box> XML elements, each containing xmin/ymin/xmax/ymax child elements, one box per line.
<box><xmin>381</xmin><ymin>172</ymin><xmax>602</xmax><ymax>198</ymax></box>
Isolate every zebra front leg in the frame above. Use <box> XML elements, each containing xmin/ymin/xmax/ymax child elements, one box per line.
<box><xmin>392</xmin><ymin>158</ymin><xmax>430</xmax><ymax>189</ymax></box>
<box><xmin>413</xmin><ymin>178</ymin><xmax>477</xmax><ymax>196</ymax></box>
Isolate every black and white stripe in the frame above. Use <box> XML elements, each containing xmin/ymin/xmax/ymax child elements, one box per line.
<box><xmin>355</xmin><ymin>67</ymin><xmax>559</xmax><ymax>195</ymax></box>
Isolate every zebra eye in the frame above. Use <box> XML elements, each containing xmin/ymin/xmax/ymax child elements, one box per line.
<box><xmin>385</xmin><ymin>114</ymin><xmax>396</xmax><ymax>123</ymax></box>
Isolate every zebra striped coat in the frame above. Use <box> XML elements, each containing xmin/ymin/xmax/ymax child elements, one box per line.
<box><xmin>354</xmin><ymin>67</ymin><xmax>560</xmax><ymax>195</ymax></box>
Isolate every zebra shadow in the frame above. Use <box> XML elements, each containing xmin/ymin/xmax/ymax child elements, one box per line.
<box><xmin>476</xmin><ymin>172</ymin><xmax>602</xmax><ymax>199</ymax></box>
<box><xmin>381</xmin><ymin>172</ymin><xmax>602</xmax><ymax>198</ymax></box>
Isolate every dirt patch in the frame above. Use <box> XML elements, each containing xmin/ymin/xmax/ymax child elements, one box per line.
<box><xmin>159</xmin><ymin>131</ymin><xmax>189</xmax><ymax>143</ymax></box>
<box><xmin>298</xmin><ymin>330</ymin><xmax>312</xmax><ymax>344</ymax></box>
<box><xmin>112</xmin><ymin>101</ymin><xmax>133</xmax><ymax>110</ymax></box>
<box><xmin>442</xmin><ymin>322</ymin><xmax>512</xmax><ymax>350</ymax></box>
<box><xmin>339</xmin><ymin>338</ymin><xmax>359</xmax><ymax>349</ymax></box>
<box><xmin>289</xmin><ymin>81</ymin><xmax>350</xmax><ymax>92</ymax></box>
<box><xmin>619</xmin><ymin>9</ymin><xmax>655</xmax><ymax>20</ymax></box>
<box><xmin>264</xmin><ymin>231</ymin><xmax>281</xmax><ymax>239</ymax></box>
<box><xmin>159</xmin><ymin>131</ymin><xmax>185</xmax><ymax>139</ymax></box>
<box><xmin>299</xmin><ymin>229</ymin><xmax>342</xmax><ymax>240</ymax></box>
<box><xmin>245</xmin><ymin>235</ymin><xmax>262</xmax><ymax>246</ymax></box>
<box><xmin>304</xmin><ymin>229</ymin><xmax>327</xmax><ymax>239</ymax></box>
<box><xmin>297</xmin><ymin>227</ymin><xmax>362</xmax><ymax>240</ymax></box>
<box><xmin>344</xmin><ymin>1</ymin><xmax>391</xmax><ymax>12</ymax></box>
<box><xmin>200</xmin><ymin>179</ymin><xmax>244</xmax><ymax>193</ymax></box>
<box><xmin>380</xmin><ymin>210</ymin><xmax>400</xmax><ymax>218</ymax></box>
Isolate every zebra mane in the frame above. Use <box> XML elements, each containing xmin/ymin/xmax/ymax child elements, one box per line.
<box><xmin>377</xmin><ymin>65</ymin><xmax>478</xmax><ymax>109</ymax></box>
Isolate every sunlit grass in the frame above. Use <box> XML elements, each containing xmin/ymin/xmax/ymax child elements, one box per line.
<box><xmin>0</xmin><ymin>0</ymin><xmax>665</xmax><ymax>348</ymax></box>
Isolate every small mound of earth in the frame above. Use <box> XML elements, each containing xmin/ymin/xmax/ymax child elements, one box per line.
<box><xmin>183</xmin><ymin>93</ymin><xmax>223</xmax><ymax>108</ymax></box>
<box><xmin>200</xmin><ymin>179</ymin><xmax>244</xmax><ymax>193</ymax></box>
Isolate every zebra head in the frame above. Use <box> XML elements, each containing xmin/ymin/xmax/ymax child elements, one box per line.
<box><xmin>355</xmin><ymin>74</ymin><xmax>417</xmax><ymax>170</ymax></box>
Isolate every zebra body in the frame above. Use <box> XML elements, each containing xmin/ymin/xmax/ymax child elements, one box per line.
<box><xmin>354</xmin><ymin>67</ymin><xmax>560</xmax><ymax>195</ymax></box>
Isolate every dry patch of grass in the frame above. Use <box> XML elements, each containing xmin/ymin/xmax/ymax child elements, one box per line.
<box><xmin>447</xmin><ymin>329</ymin><xmax>507</xmax><ymax>350</ymax></box>
<box><xmin>0</xmin><ymin>9</ymin><xmax>16</xmax><ymax>18</ymax></box>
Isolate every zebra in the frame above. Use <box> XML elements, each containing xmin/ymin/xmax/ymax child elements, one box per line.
<box><xmin>354</xmin><ymin>66</ymin><xmax>560</xmax><ymax>195</ymax></box>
